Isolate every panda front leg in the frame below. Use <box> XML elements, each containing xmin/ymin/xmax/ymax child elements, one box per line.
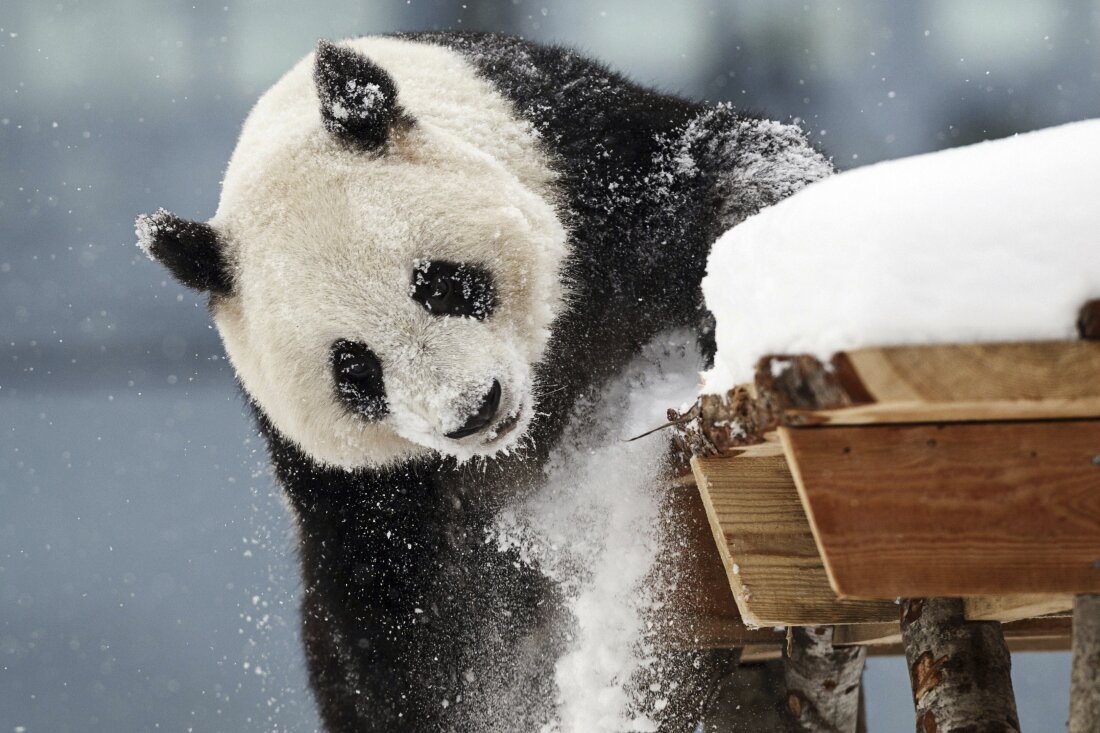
<box><xmin>296</xmin><ymin>537</ymin><xmax>564</xmax><ymax>732</ymax></box>
<box><xmin>278</xmin><ymin>449</ymin><xmax>563</xmax><ymax>731</ymax></box>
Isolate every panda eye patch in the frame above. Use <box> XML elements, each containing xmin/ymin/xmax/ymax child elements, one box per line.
<box><xmin>331</xmin><ymin>340</ymin><xmax>388</xmax><ymax>421</ymax></box>
<box><xmin>410</xmin><ymin>260</ymin><xmax>496</xmax><ymax>320</ymax></box>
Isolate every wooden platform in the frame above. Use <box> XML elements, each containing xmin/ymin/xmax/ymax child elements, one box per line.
<box><xmin>784</xmin><ymin>419</ymin><xmax>1100</xmax><ymax>598</ymax></box>
<box><xmin>685</xmin><ymin>339</ymin><xmax>1100</xmax><ymax>636</ymax></box>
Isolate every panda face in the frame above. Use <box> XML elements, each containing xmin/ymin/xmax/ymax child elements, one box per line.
<box><xmin>143</xmin><ymin>38</ymin><xmax>568</xmax><ymax>469</ymax></box>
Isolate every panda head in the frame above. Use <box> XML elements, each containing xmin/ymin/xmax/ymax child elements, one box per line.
<box><xmin>137</xmin><ymin>38</ymin><xmax>568</xmax><ymax>470</ymax></box>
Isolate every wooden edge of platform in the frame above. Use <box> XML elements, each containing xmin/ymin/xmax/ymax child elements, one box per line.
<box><xmin>689</xmin><ymin>455</ymin><xmax>764</xmax><ymax>627</ymax></box>
<box><xmin>775</xmin><ymin>425</ymin><xmax>844</xmax><ymax>597</ymax></box>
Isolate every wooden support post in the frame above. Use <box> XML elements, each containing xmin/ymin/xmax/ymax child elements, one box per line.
<box><xmin>782</xmin><ymin>626</ymin><xmax>866</xmax><ymax>733</ymax></box>
<box><xmin>1070</xmin><ymin>593</ymin><xmax>1100</xmax><ymax>732</ymax></box>
<box><xmin>900</xmin><ymin>598</ymin><xmax>1020</xmax><ymax>733</ymax></box>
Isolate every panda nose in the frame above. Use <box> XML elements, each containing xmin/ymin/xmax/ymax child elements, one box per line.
<box><xmin>445</xmin><ymin>380</ymin><xmax>501</xmax><ymax>439</ymax></box>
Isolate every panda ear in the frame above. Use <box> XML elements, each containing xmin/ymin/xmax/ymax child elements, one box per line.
<box><xmin>314</xmin><ymin>40</ymin><xmax>410</xmax><ymax>150</ymax></box>
<box><xmin>135</xmin><ymin>209</ymin><xmax>233</xmax><ymax>296</ymax></box>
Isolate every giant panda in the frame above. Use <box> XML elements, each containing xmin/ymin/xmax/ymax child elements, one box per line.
<box><xmin>136</xmin><ymin>32</ymin><xmax>830</xmax><ymax>732</ymax></box>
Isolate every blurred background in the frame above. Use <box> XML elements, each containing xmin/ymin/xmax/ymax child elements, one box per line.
<box><xmin>2</xmin><ymin>1</ymin><xmax>1097</xmax><ymax>730</ymax></box>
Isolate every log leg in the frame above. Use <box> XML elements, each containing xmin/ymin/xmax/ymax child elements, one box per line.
<box><xmin>1070</xmin><ymin>593</ymin><xmax>1100</xmax><ymax>732</ymax></box>
<box><xmin>782</xmin><ymin>626</ymin><xmax>866</xmax><ymax>732</ymax></box>
<box><xmin>900</xmin><ymin>598</ymin><xmax>1020</xmax><ymax>733</ymax></box>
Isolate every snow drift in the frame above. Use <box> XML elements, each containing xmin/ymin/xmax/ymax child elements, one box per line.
<box><xmin>702</xmin><ymin>119</ymin><xmax>1100</xmax><ymax>392</ymax></box>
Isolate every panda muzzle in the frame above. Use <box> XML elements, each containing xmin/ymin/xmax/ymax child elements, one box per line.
<box><xmin>445</xmin><ymin>381</ymin><xmax>502</xmax><ymax>439</ymax></box>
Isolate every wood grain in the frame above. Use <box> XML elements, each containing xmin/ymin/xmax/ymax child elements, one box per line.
<box><xmin>785</xmin><ymin>341</ymin><xmax>1100</xmax><ymax>425</ymax></box>
<box><xmin>835</xmin><ymin>615</ymin><xmax>1073</xmax><ymax>648</ymax></box>
<box><xmin>743</xmin><ymin>617</ymin><xmax>1074</xmax><ymax>659</ymax></box>
<box><xmin>963</xmin><ymin>594</ymin><xmax>1073</xmax><ymax>622</ymax></box>
<box><xmin>661</xmin><ymin>473</ymin><xmax>753</xmax><ymax>650</ymax></box>
<box><xmin>866</xmin><ymin>637</ymin><xmax>1072</xmax><ymax>656</ymax></box>
<box><xmin>782</xmin><ymin>420</ymin><xmax>1100</xmax><ymax>598</ymax></box>
<box><xmin>691</xmin><ymin>453</ymin><xmax>896</xmax><ymax>627</ymax></box>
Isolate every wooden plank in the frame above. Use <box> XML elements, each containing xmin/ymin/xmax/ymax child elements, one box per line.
<box><xmin>782</xmin><ymin>420</ymin><xmax>1100</xmax><ymax>598</ymax></box>
<box><xmin>834</xmin><ymin>622</ymin><xmax>902</xmax><ymax>647</ymax></box>
<box><xmin>662</xmin><ymin>470</ymin><xmax>760</xmax><ymax>650</ymax></box>
<box><xmin>738</xmin><ymin>638</ymin><xmax>1071</xmax><ymax>658</ymax></box>
<box><xmin>964</xmin><ymin>595</ymin><xmax>1074</xmax><ymax>622</ymax></box>
<box><xmin>779</xmin><ymin>341</ymin><xmax>1100</xmax><ymax>425</ymax></box>
<box><xmin>835</xmin><ymin>616</ymin><xmax>1073</xmax><ymax>649</ymax></box>
<box><xmin>740</xmin><ymin>645</ymin><xmax>783</xmax><ymax>662</ymax></box>
<box><xmin>867</xmin><ymin>637</ymin><xmax>1072</xmax><ymax>655</ymax></box>
<box><xmin>749</xmin><ymin>617</ymin><xmax>1073</xmax><ymax>659</ymax></box>
<box><xmin>691</xmin><ymin>453</ymin><xmax>896</xmax><ymax>627</ymax></box>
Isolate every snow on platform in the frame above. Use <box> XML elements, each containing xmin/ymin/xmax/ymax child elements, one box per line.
<box><xmin>701</xmin><ymin>119</ymin><xmax>1100</xmax><ymax>393</ymax></box>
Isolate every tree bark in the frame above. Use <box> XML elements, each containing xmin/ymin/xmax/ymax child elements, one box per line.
<box><xmin>1078</xmin><ymin>299</ymin><xmax>1100</xmax><ymax>339</ymax></box>
<box><xmin>900</xmin><ymin>598</ymin><xmax>1020</xmax><ymax>733</ymax></box>
<box><xmin>1070</xmin><ymin>593</ymin><xmax>1100</xmax><ymax>732</ymax></box>
<box><xmin>782</xmin><ymin>626</ymin><xmax>866</xmax><ymax>733</ymax></box>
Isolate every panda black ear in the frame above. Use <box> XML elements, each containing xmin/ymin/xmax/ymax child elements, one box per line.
<box><xmin>314</xmin><ymin>40</ymin><xmax>410</xmax><ymax>150</ymax></box>
<box><xmin>135</xmin><ymin>209</ymin><xmax>233</xmax><ymax>295</ymax></box>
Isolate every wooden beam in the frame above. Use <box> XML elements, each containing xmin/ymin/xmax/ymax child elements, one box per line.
<box><xmin>736</xmin><ymin>616</ymin><xmax>1072</xmax><ymax>661</ymax></box>
<box><xmin>690</xmin><ymin>450</ymin><xmax>1080</xmax><ymax>625</ymax></box>
<box><xmin>740</xmin><ymin>645</ymin><xmax>783</xmax><ymax>662</ymax></box>
<box><xmin>691</xmin><ymin>453</ymin><xmax>896</xmax><ymax>627</ymax></box>
<box><xmin>762</xmin><ymin>341</ymin><xmax>1100</xmax><ymax>426</ymax></box>
<box><xmin>835</xmin><ymin>615</ymin><xmax>1073</xmax><ymax>648</ymax></box>
<box><xmin>782</xmin><ymin>419</ymin><xmax>1100</xmax><ymax>598</ymax></box>
<box><xmin>867</xmin><ymin>638</ymin><xmax>1072</xmax><ymax>656</ymax></box>
<box><xmin>834</xmin><ymin>622</ymin><xmax>902</xmax><ymax>647</ymax></box>
<box><xmin>963</xmin><ymin>594</ymin><xmax>1073</xmax><ymax>622</ymax></box>
<box><xmin>901</xmin><ymin>598</ymin><xmax>1021</xmax><ymax>733</ymax></box>
<box><xmin>661</xmin><ymin>469</ymin><xmax>777</xmax><ymax>650</ymax></box>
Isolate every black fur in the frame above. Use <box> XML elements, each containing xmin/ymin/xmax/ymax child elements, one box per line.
<box><xmin>148</xmin><ymin>33</ymin><xmax>831</xmax><ymax>733</ymax></box>
<box><xmin>135</xmin><ymin>209</ymin><xmax>232</xmax><ymax>295</ymax></box>
<box><xmin>410</xmin><ymin>260</ymin><xmax>497</xmax><ymax>320</ymax></box>
<box><xmin>331</xmin><ymin>340</ymin><xmax>389</xmax><ymax>420</ymax></box>
<box><xmin>399</xmin><ymin>31</ymin><xmax>830</xmax><ymax>452</ymax></box>
<box><xmin>315</xmin><ymin>40</ymin><xmax>411</xmax><ymax>150</ymax></box>
<box><xmin>263</xmin><ymin>412</ymin><xmax>561</xmax><ymax>732</ymax></box>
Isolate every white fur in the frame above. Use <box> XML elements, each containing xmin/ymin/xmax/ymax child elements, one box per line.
<box><xmin>210</xmin><ymin>37</ymin><xmax>568</xmax><ymax>469</ymax></box>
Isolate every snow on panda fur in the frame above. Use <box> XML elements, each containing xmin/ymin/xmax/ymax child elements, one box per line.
<box><xmin>137</xmin><ymin>32</ymin><xmax>830</xmax><ymax>732</ymax></box>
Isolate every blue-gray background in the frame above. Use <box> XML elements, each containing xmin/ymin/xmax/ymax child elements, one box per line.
<box><xmin>2</xmin><ymin>1</ymin><xmax>1097</xmax><ymax>730</ymax></box>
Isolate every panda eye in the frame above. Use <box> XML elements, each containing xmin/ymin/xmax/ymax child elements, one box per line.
<box><xmin>345</xmin><ymin>360</ymin><xmax>375</xmax><ymax>379</ymax></box>
<box><xmin>410</xmin><ymin>260</ymin><xmax>496</xmax><ymax>320</ymax></box>
<box><xmin>331</xmin><ymin>340</ymin><xmax>388</xmax><ymax>420</ymax></box>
